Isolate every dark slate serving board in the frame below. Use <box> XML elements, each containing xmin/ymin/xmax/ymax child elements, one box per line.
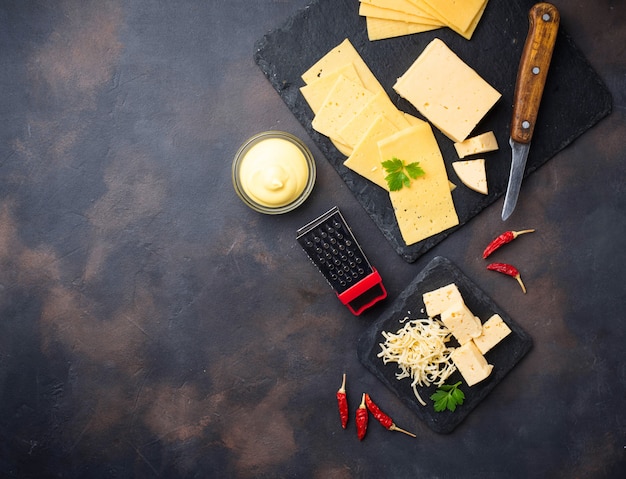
<box><xmin>356</xmin><ymin>256</ymin><xmax>533</xmax><ymax>434</ymax></box>
<box><xmin>254</xmin><ymin>0</ymin><xmax>612</xmax><ymax>263</ymax></box>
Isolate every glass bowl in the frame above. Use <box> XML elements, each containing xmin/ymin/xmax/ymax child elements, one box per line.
<box><xmin>232</xmin><ymin>131</ymin><xmax>316</xmax><ymax>214</ymax></box>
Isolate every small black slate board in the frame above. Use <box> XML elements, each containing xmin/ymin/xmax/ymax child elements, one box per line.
<box><xmin>254</xmin><ymin>0</ymin><xmax>612</xmax><ymax>262</ymax></box>
<box><xmin>356</xmin><ymin>256</ymin><xmax>532</xmax><ymax>434</ymax></box>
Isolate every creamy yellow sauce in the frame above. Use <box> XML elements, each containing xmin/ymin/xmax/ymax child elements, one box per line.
<box><xmin>239</xmin><ymin>137</ymin><xmax>309</xmax><ymax>207</ymax></box>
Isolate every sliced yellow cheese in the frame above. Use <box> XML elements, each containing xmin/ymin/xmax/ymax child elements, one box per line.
<box><xmin>365</xmin><ymin>17</ymin><xmax>441</xmax><ymax>41</ymax></box>
<box><xmin>421</xmin><ymin>0</ymin><xmax>486</xmax><ymax>33</ymax></box>
<box><xmin>473</xmin><ymin>314</ymin><xmax>512</xmax><ymax>355</ymax></box>
<box><xmin>338</xmin><ymin>91</ymin><xmax>410</xmax><ymax>147</ymax></box>
<box><xmin>359</xmin><ymin>3</ymin><xmax>442</xmax><ymax>25</ymax></box>
<box><xmin>454</xmin><ymin>131</ymin><xmax>499</xmax><ymax>158</ymax></box>
<box><xmin>452</xmin><ymin>159</ymin><xmax>488</xmax><ymax>195</ymax></box>
<box><xmin>300</xmin><ymin>63</ymin><xmax>363</xmax><ymax>114</ymax></box>
<box><xmin>393</xmin><ymin>38</ymin><xmax>501</xmax><ymax>143</ymax></box>
<box><xmin>450</xmin><ymin>340</ymin><xmax>493</xmax><ymax>387</ymax></box>
<box><xmin>360</xmin><ymin>0</ymin><xmax>442</xmax><ymax>23</ymax></box>
<box><xmin>440</xmin><ymin>300</ymin><xmax>483</xmax><ymax>345</ymax></box>
<box><xmin>311</xmin><ymin>75</ymin><xmax>374</xmax><ymax>144</ymax></box>
<box><xmin>408</xmin><ymin>0</ymin><xmax>488</xmax><ymax>39</ymax></box>
<box><xmin>379</xmin><ymin>123</ymin><xmax>459</xmax><ymax>245</ymax></box>
<box><xmin>343</xmin><ymin>114</ymin><xmax>400</xmax><ymax>190</ymax></box>
<box><xmin>422</xmin><ymin>283</ymin><xmax>464</xmax><ymax>318</ymax></box>
<box><xmin>302</xmin><ymin>39</ymin><xmax>385</xmax><ymax>97</ymax></box>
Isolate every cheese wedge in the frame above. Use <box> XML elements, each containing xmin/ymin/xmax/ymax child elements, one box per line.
<box><xmin>473</xmin><ymin>314</ymin><xmax>512</xmax><ymax>355</ymax></box>
<box><xmin>454</xmin><ymin>131</ymin><xmax>499</xmax><ymax>158</ymax></box>
<box><xmin>452</xmin><ymin>159</ymin><xmax>488</xmax><ymax>195</ymax></box>
<box><xmin>379</xmin><ymin>123</ymin><xmax>459</xmax><ymax>245</ymax></box>
<box><xmin>450</xmin><ymin>340</ymin><xmax>493</xmax><ymax>386</ymax></box>
<box><xmin>393</xmin><ymin>38</ymin><xmax>501</xmax><ymax>143</ymax></box>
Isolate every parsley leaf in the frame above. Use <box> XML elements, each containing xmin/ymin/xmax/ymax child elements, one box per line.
<box><xmin>430</xmin><ymin>381</ymin><xmax>465</xmax><ymax>412</ymax></box>
<box><xmin>382</xmin><ymin>157</ymin><xmax>425</xmax><ymax>191</ymax></box>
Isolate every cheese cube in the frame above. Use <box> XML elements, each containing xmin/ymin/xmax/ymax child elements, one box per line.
<box><xmin>454</xmin><ymin>131</ymin><xmax>499</xmax><ymax>158</ymax></box>
<box><xmin>393</xmin><ymin>38</ymin><xmax>501</xmax><ymax>143</ymax></box>
<box><xmin>422</xmin><ymin>283</ymin><xmax>463</xmax><ymax>318</ymax></box>
<box><xmin>379</xmin><ymin>123</ymin><xmax>459</xmax><ymax>245</ymax></box>
<box><xmin>451</xmin><ymin>341</ymin><xmax>493</xmax><ymax>386</ymax></box>
<box><xmin>440</xmin><ymin>301</ymin><xmax>483</xmax><ymax>345</ymax></box>
<box><xmin>473</xmin><ymin>314</ymin><xmax>512</xmax><ymax>355</ymax></box>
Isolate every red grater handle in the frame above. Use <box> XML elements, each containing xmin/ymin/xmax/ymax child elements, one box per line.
<box><xmin>336</xmin><ymin>268</ymin><xmax>387</xmax><ymax>316</ymax></box>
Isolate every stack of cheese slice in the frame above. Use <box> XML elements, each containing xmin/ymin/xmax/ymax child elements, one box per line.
<box><xmin>301</xmin><ymin>38</ymin><xmax>459</xmax><ymax>246</ymax></box>
<box><xmin>423</xmin><ymin>283</ymin><xmax>512</xmax><ymax>386</ymax></box>
<box><xmin>359</xmin><ymin>0</ymin><xmax>491</xmax><ymax>41</ymax></box>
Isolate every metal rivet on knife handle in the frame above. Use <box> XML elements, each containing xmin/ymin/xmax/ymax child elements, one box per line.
<box><xmin>510</xmin><ymin>3</ymin><xmax>560</xmax><ymax>145</ymax></box>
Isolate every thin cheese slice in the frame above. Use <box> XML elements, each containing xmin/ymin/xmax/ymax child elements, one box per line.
<box><xmin>421</xmin><ymin>0</ymin><xmax>486</xmax><ymax>33</ymax></box>
<box><xmin>450</xmin><ymin>340</ymin><xmax>493</xmax><ymax>386</ymax></box>
<box><xmin>360</xmin><ymin>0</ymin><xmax>442</xmax><ymax>24</ymax></box>
<box><xmin>379</xmin><ymin>123</ymin><xmax>459</xmax><ymax>245</ymax></box>
<box><xmin>300</xmin><ymin>63</ymin><xmax>362</xmax><ymax>114</ymax></box>
<box><xmin>394</xmin><ymin>38</ymin><xmax>501</xmax><ymax>143</ymax></box>
<box><xmin>473</xmin><ymin>314</ymin><xmax>512</xmax><ymax>355</ymax></box>
<box><xmin>344</xmin><ymin>114</ymin><xmax>400</xmax><ymax>190</ymax></box>
<box><xmin>302</xmin><ymin>39</ymin><xmax>385</xmax><ymax>97</ymax></box>
<box><xmin>338</xmin><ymin>91</ymin><xmax>410</xmax><ymax>147</ymax></box>
<box><xmin>454</xmin><ymin>131</ymin><xmax>499</xmax><ymax>158</ymax></box>
<box><xmin>408</xmin><ymin>0</ymin><xmax>488</xmax><ymax>39</ymax></box>
<box><xmin>365</xmin><ymin>17</ymin><xmax>442</xmax><ymax>41</ymax></box>
<box><xmin>311</xmin><ymin>75</ymin><xmax>374</xmax><ymax>144</ymax></box>
<box><xmin>359</xmin><ymin>3</ymin><xmax>442</xmax><ymax>25</ymax></box>
<box><xmin>452</xmin><ymin>159</ymin><xmax>488</xmax><ymax>195</ymax></box>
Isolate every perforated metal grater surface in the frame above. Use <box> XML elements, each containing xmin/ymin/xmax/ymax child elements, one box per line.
<box><xmin>297</xmin><ymin>206</ymin><xmax>387</xmax><ymax>315</ymax></box>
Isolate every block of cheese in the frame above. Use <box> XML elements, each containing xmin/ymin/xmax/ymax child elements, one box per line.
<box><xmin>422</xmin><ymin>283</ymin><xmax>464</xmax><ymax>318</ymax></box>
<box><xmin>450</xmin><ymin>341</ymin><xmax>493</xmax><ymax>386</ymax></box>
<box><xmin>343</xmin><ymin>114</ymin><xmax>400</xmax><ymax>189</ymax></box>
<box><xmin>454</xmin><ymin>131</ymin><xmax>499</xmax><ymax>158</ymax></box>
<box><xmin>311</xmin><ymin>75</ymin><xmax>374</xmax><ymax>144</ymax></box>
<box><xmin>338</xmin><ymin>91</ymin><xmax>411</xmax><ymax>148</ymax></box>
<box><xmin>473</xmin><ymin>314</ymin><xmax>512</xmax><ymax>355</ymax></box>
<box><xmin>393</xmin><ymin>38</ymin><xmax>501</xmax><ymax>143</ymax></box>
<box><xmin>452</xmin><ymin>159</ymin><xmax>488</xmax><ymax>195</ymax></box>
<box><xmin>379</xmin><ymin>123</ymin><xmax>459</xmax><ymax>245</ymax></box>
<box><xmin>300</xmin><ymin>63</ymin><xmax>363</xmax><ymax>114</ymax></box>
<box><xmin>365</xmin><ymin>17</ymin><xmax>441</xmax><ymax>42</ymax></box>
<box><xmin>440</xmin><ymin>300</ymin><xmax>483</xmax><ymax>345</ymax></box>
<box><xmin>302</xmin><ymin>39</ymin><xmax>385</xmax><ymax>97</ymax></box>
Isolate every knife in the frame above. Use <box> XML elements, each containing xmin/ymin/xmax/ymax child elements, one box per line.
<box><xmin>502</xmin><ymin>3</ymin><xmax>560</xmax><ymax>221</ymax></box>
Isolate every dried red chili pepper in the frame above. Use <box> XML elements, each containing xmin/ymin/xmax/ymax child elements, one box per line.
<box><xmin>336</xmin><ymin>373</ymin><xmax>348</xmax><ymax>429</ymax></box>
<box><xmin>487</xmin><ymin>262</ymin><xmax>527</xmax><ymax>293</ymax></box>
<box><xmin>364</xmin><ymin>393</ymin><xmax>416</xmax><ymax>437</ymax></box>
<box><xmin>482</xmin><ymin>229</ymin><xmax>535</xmax><ymax>259</ymax></box>
<box><xmin>356</xmin><ymin>393</ymin><xmax>368</xmax><ymax>441</ymax></box>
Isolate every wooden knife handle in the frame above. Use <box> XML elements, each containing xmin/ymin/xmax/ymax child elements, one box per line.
<box><xmin>511</xmin><ymin>3</ymin><xmax>560</xmax><ymax>144</ymax></box>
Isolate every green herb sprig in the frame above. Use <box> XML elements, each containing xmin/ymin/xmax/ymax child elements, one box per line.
<box><xmin>382</xmin><ymin>157</ymin><xmax>425</xmax><ymax>191</ymax></box>
<box><xmin>430</xmin><ymin>381</ymin><xmax>465</xmax><ymax>412</ymax></box>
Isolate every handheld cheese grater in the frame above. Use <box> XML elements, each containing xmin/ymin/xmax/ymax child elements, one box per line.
<box><xmin>296</xmin><ymin>206</ymin><xmax>387</xmax><ymax>315</ymax></box>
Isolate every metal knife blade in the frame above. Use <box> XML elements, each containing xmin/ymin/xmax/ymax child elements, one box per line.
<box><xmin>502</xmin><ymin>3</ymin><xmax>560</xmax><ymax>221</ymax></box>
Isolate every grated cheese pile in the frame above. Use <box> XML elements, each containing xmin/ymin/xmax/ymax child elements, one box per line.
<box><xmin>378</xmin><ymin>317</ymin><xmax>456</xmax><ymax>406</ymax></box>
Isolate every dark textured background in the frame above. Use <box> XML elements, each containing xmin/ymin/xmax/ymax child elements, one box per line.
<box><xmin>0</xmin><ymin>1</ymin><xmax>625</xmax><ymax>478</ymax></box>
